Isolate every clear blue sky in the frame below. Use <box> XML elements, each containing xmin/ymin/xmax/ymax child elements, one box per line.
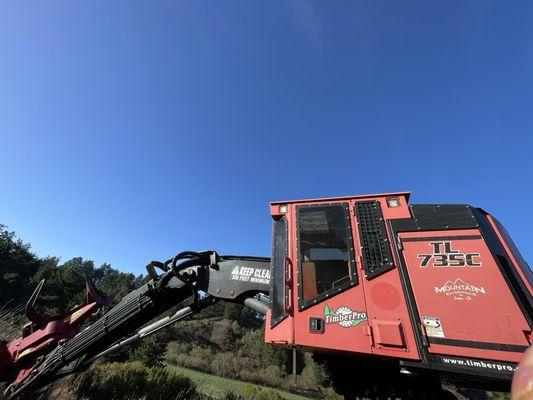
<box><xmin>0</xmin><ymin>1</ymin><xmax>531</xmax><ymax>275</ymax></box>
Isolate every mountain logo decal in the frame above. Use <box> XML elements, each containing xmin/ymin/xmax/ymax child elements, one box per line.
<box><xmin>434</xmin><ymin>278</ymin><xmax>486</xmax><ymax>301</ymax></box>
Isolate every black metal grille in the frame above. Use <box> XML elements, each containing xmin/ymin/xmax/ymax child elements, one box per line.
<box><xmin>355</xmin><ymin>201</ymin><xmax>394</xmax><ymax>279</ymax></box>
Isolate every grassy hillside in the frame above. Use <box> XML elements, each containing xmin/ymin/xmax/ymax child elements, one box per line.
<box><xmin>168</xmin><ymin>365</ymin><xmax>312</xmax><ymax>400</ymax></box>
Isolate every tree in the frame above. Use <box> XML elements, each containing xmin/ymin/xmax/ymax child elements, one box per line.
<box><xmin>29</xmin><ymin>257</ymin><xmax>144</xmax><ymax>315</ymax></box>
<box><xmin>223</xmin><ymin>302</ymin><xmax>263</xmax><ymax>329</ymax></box>
<box><xmin>0</xmin><ymin>223</ymin><xmax>145</xmax><ymax>315</ymax></box>
<box><xmin>95</xmin><ymin>263</ymin><xmax>142</xmax><ymax>302</ymax></box>
<box><xmin>0</xmin><ymin>225</ymin><xmax>41</xmax><ymax>305</ymax></box>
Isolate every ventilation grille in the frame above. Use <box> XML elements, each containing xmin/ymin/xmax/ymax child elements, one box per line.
<box><xmin>355</xmin><ymin>201</ymin><xmax>394</xmax><ymax>279</ymax></box>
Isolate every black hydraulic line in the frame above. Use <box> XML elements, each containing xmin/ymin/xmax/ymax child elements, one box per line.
<box><xmin>157</xmin><ymin>251</ymin><xmax>214</xmax><ymax>290</ymax></box>
<box><xmin>84</xmin><ymin>295</ymin><xmax>217</xmax><ymax>364</ymax></box>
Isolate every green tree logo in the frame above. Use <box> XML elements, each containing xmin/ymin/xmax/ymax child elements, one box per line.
<box><xmin>323</xmin><ymin>304</ymin><xmax>367</xmax><ymax>328</ymax></box>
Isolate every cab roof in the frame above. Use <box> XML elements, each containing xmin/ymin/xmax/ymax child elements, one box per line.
<box><xmin>270</xmin><ymin>191</ymin><xmax>411</xmax><ymax>206</ymax></box>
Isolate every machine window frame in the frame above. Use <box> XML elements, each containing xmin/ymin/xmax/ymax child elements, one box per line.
<box><xmin>354</xmin><ymin>201</ymin><xmax>395</xmax><ymax>280</ymax></box>
<box><xmin>296</xmin><ymin>202</ymin><xmax>357</xmax><ymax>311</ymax></box>
<box><xmin>270</xmin><ymin>216</ymin><xmax>288</xmax><ymax>328</ymax></box>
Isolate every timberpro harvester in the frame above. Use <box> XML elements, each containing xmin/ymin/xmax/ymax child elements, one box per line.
<box><xmin>0</xmin><ymin>192</ymin><xmax>531</xmax><ymax>399</ymax></box>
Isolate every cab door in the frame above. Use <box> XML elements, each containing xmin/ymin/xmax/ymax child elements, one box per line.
<box><xmin>292</xmin><ymin>202</ymin><xmax>371</xmax><ymax>354</ymax></box>
<box><xmin>265</xmin><ymin>214</ymin><xmax>294</xmax><ymax>345</ymax></box>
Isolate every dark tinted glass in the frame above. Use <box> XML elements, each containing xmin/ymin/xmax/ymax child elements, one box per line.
<box><xmin>270</xmin><ymin>217</ymin><xmax>287</xmax><ymax>326</ymax></box>
<box><xmin>493</xmin><ymin>218</ymin><xmax>532</xmax><ymax>287</ymax></box>
<box><xmin>298</xmin><ymin>205</ymin><xmax>352</xmax><ymax>302</ymax></box>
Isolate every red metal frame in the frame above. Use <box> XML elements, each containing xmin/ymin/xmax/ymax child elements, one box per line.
<box><xmin>0</xmin><ymin>277</ymin><xmax>112</xmax><ymax>390</ymax></box>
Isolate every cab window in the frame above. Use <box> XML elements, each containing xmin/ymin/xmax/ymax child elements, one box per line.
<box><xmin>297</xmin><ymin>203</ymin><xmax>356</xmax><ymax>308</ymax></box>
<box><xmin>270</xmin><ymin>216</ymin><xmax>288</xmax><ymax>327</ymax></box>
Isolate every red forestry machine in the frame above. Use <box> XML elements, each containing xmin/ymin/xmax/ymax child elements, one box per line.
<box><xmin>0</xmin><ymin>192</ymin><xmax>531</xmax><ymax>399</ymax></box>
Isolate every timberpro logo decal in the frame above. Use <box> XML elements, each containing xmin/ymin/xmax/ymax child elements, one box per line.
<box><xmin>323</xmin><ymin>305</ymin><xmax>367</xmax><ymax>328</ymax></box>
<box><xmin>434</xmin><ymin>278</ymin><xmax>486</xmax><ymax>301</ymax></box>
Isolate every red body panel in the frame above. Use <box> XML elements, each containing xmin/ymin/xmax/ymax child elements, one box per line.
<box><xmin>293</xmin><ymin>285</ymin><xmax>371</xmax><ymax>354</ymax></box>
<box><xmin>400</xmin><ymin>229</ymin><xmax>530</xmax><ymax>363</ymax></box>
<box><xmin>352</xmin><ymin>197</ymin><xmax>419</xmax><ymax>359</ymax></box>
<box><xmin>265</xmin><ymin>311</ymin><xmax>293</xmax><ymax>344</ymax></box>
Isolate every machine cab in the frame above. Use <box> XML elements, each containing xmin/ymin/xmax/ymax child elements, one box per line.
<box><xmin>264</xmin><ymin>192</ymin><xmax>532</xmax><ymax>384</ymax></box>
<box><xmin>264</xmin><ymin>192</ymin><xmax>419</xmax><ymax>359</ymax></box>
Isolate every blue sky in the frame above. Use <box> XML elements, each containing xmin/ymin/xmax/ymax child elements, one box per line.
<box><xmin>0</xmin><ymin>1</ymin><xmax>531</xmax><ymax>275</ymax></box>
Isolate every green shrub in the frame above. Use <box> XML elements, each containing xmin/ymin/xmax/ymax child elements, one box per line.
<box><xmin>147</xmin><ymin>366</ymin><xmax>198</xmax><ymax>399</ymax></box>
<box><xmin>240</xmin><ymin>328</ymin><xmax>289</xmax><ymax>371</ymax></box>
<box><xmin>231</xmin><ymin>320</ymin><xmax>242</xmax><ymax>336</ymax></box>
<box><xmin>212</xmin><ymin>352</ymin><xmax>239</xmax><ymax>378</ymax></box>
<box><xmin>165</xmin><ymin>341</ymin><xmax>191</xmax><ymax>365</ymax></box>
<box><xmin>221</xmin><ymin>392</ymin><xmax>244</xmax><ymax>400</ymax></box>
<box><xmin>238</xmin><ymin>365</ymin><xmax>285</xmax><ymax>389</ymax></box>
<box><xmin>165</xmin><ymin>342</ymin><xmax>214</xmax><ymax>372</ymax></box>
<box><xmin>129</xmin><ymin>333</ymin><xmax>167</xmax><ymax>368</ymax></box>
<box><xmin>222</xmin><ymin>303</ymin><xmax>262</xmax><ymax>329</ymax></box>
<box><xmin>0</xmin><ymin>304</ymin><xmax>24</xmax><ymax>342</ymax></box>
<box><xmin>242</xmin><ymin>384</ymin><xmax>284</xmax><ymax>400</ymax></box>
<box><xmin>189</xmin><ymin>345</ymin><xmax>213</xmax><ymax>362</ymax></box>
<box><xmin>300</xmin><ymin>353</ymin><xmax>331</xmax><ymax>388</ymax></box>
<box><xmin>78</xmin><ymin>361</ymin><xmax>198</xmax><ymax>400</ymax></box>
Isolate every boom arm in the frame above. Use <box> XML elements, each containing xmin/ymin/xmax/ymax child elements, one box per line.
<box><xmin>2</xmin><ymin>251</ymin><xmax>271</xmax><ymax>399</ymax></box>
